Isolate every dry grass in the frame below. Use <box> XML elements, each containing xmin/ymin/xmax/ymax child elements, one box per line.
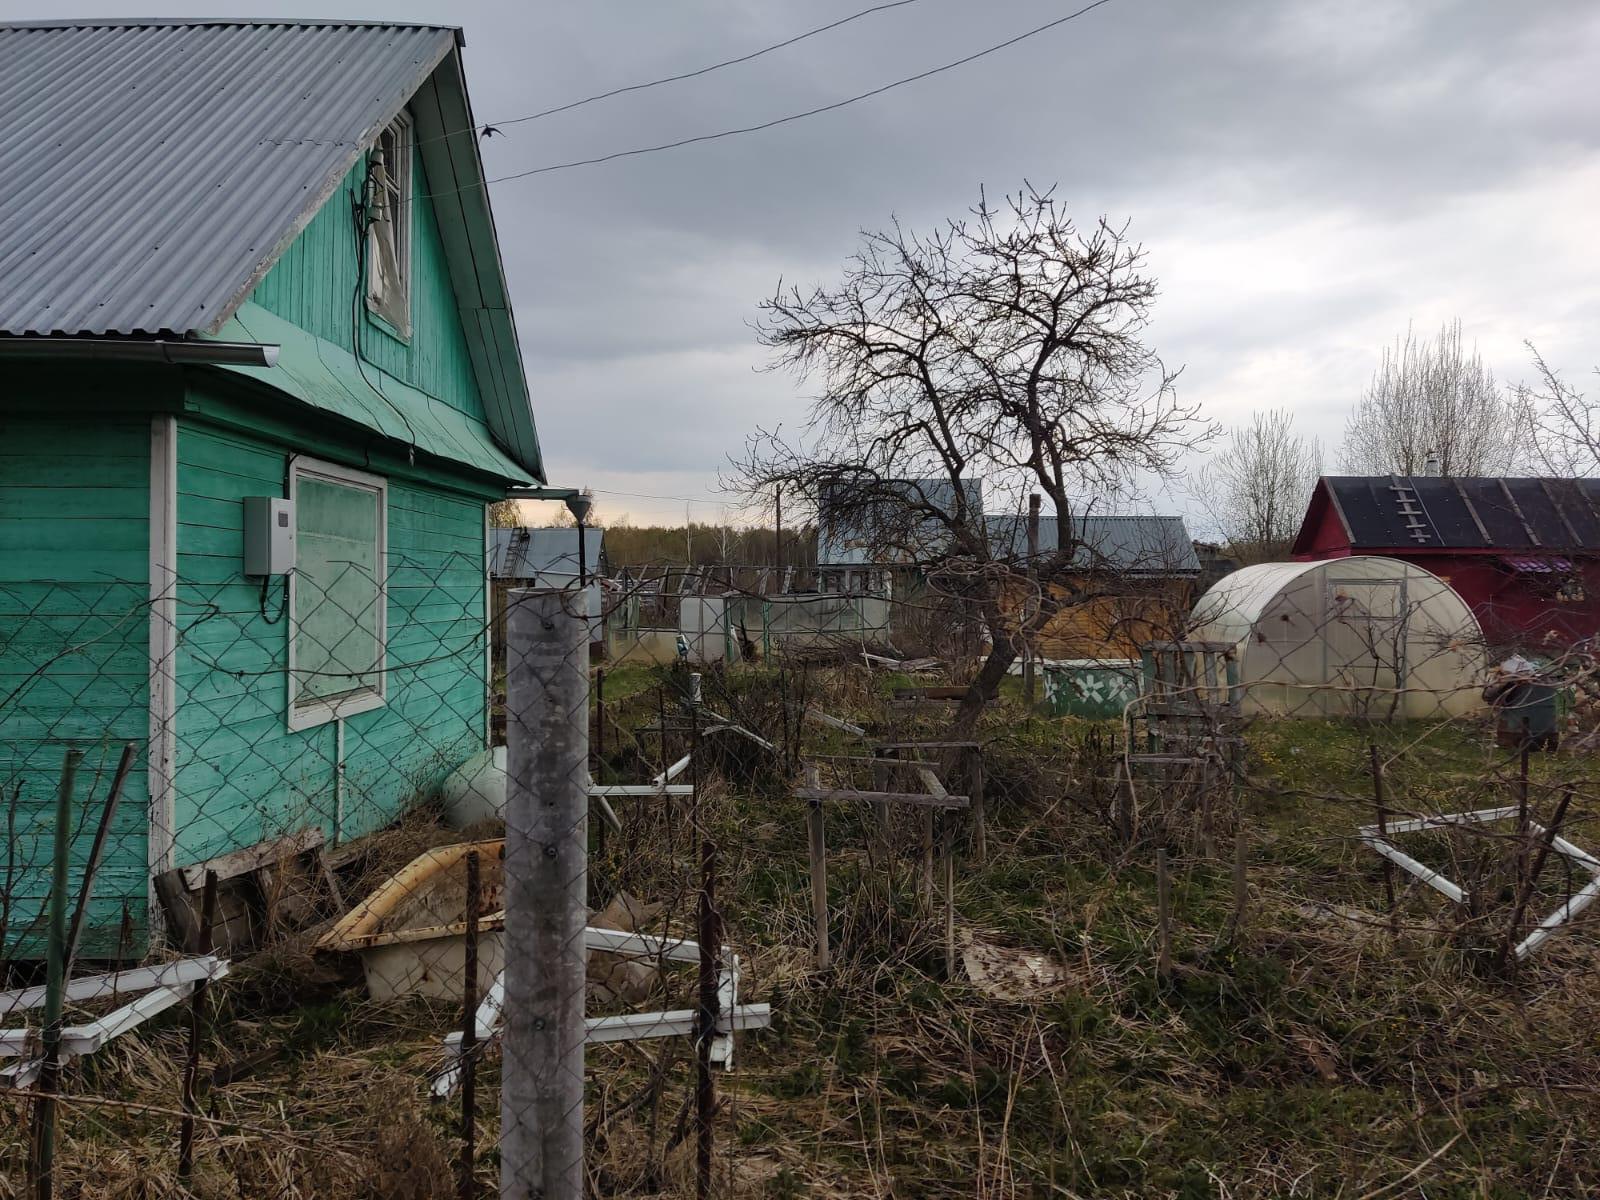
<box><xmin>7</xmin><ymin>671</ymin><xmax>1600</xmax><ymax>1196</ymax></box>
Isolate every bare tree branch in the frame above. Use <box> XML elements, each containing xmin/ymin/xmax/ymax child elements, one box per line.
<box><xmin>1341</xmin><ymin>319</ymin><xmax>1525</xmax><ymax>475</ymax></box>
<box><xmin>730</xmin><ymin>185</ymin><xmax>1214</xmax><ymax>731</ymax></box>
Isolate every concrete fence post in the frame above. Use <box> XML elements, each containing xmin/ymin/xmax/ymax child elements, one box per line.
<box><xmin>502</xmin><ymin>589</ymin><xmax>589</xmax><ymax>1200</ymax></box>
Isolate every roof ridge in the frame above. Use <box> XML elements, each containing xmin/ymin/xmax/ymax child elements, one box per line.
<box><xmin>2</xmin><ymin>18</ymin><xmax>462</xmax><ymax>33</ymax></box>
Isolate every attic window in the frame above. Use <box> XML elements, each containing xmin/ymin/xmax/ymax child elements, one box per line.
<box><xmin>365</xmin><ymin>112</ymin><xmax>412</xmax><ymax>336</ymax></box>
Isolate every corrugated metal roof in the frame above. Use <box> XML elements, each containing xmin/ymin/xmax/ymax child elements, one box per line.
<box><xmin>817</xmin><ymin>478</ymin><xmax>985</xmax><ymax>566</ymax></box>
<box><xmin>986</xmin><ymin>514</ymin><xmax>1201</xmax><ymax>574</ymax></box>
<box><xmin>490</xmin><ymin>527</ymin><xmax>604</xmax><ymax>582</ymax></box>
<box><xmin>0</xmin><ymin>20</ymin><xmax>455</xmax><ymax>336</ymax></box>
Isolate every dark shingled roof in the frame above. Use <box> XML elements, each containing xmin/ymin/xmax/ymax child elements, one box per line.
<box><xmin>1297</xmin><ymin>476</ymin><xmax>1600</xmax><ymax>552</ymax></box>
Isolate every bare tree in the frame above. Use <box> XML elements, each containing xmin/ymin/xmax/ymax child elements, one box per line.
<box><xmin>1341</xmin><ymin>319</ymin><xmax>1523</xmax><ymax>476</ymax></box>
<box><xmin>1199</xmin><ymin>408</ymin><xmax>1321</xmax><ymax>563</ymax></box>
<box><xmin>733</xmin><ymin>185</ymin><xmax>1212</xmax><ymax>732</ymax></box>
<box><xmin>1519</xmin><ymin>343</ymin><xmax>1600</xmax><ymax>477</ymax></box>
<box><xmin>488</xmin><ymin>498</ymin><xmax>523</xmax><ymax>529</ymax></box>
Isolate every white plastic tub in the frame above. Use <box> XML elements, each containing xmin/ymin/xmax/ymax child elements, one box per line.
<box><xmin>317</xmin><ymin>840</ymin><xmax>505</xmax><ymax>1002</ymax></box>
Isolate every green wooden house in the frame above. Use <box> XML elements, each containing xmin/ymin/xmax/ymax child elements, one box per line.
<box><xmin>0</xmin><ymin>19</ymin><xmax>543</xmax><ymax>955</ymax></box>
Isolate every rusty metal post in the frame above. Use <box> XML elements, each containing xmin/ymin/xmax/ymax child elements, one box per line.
<box><xmin>177</xmin><ymin>869</ymin><xmax>218</xmax><ymax>1181</ymax></box>
<box><xmin>460</xmin><ymin>849</ymin><xmax>481</xmax><ymax>1200</ymax></box>
<box><xmin>1369</xmin><ymin>743</ymin><xmax>1397</xmax><ymax>934</ymax></box>
<box><xmin>29</xmin><ymin>748</ymin><xmax>80</xmax><ymax>1200</ymax></box>
<box><xmin>685</xmin><ymin>676</ymin><xmax>719</xmax><ymax>1197</ymax></box>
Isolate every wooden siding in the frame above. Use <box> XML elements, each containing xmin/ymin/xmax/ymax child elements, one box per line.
<box><xmin>249</xmin><ymin>140</ymin><xmax>487</xmax><ymax>424</ymax></box>
<box><xmin>0</xmin><ymin>414</ymin><xmax>151</xmax><ymax>956</ymax></box>
<box><xmin>1029</xmin><ymin>578</ymin><xmax>1196</xmax><ymax>661</ymax></box>
<box><xmin>171</xmin><ymin>412</ymin><xmax>490</xmax><ymax>865</ymax></box>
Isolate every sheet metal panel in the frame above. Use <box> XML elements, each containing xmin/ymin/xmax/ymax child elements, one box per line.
<box><xmin>0</xmin><ymin>21</ymin><xmax>454</xmax><ymax>336</ymax></box>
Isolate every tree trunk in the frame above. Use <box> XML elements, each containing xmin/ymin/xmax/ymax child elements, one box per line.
<box><xmin>951</xmin><ymin>636</ymin><xmax>1017</xmax><ymax>737</ymax></box>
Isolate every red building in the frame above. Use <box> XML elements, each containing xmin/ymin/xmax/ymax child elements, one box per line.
<box><xmin>1291</xmin><ymin>476</ymin><xmax>1600</xmax><ymax>652</ymax></box>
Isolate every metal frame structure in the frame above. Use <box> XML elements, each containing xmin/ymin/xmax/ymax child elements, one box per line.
<box><xmin>1358</xmin><ymin>806</ymin><xmax>1600</xmax><ymax>959</ymax></box>
<box><xmin>0</xmin><ymin>955</ymin><xmax>230</xmax><ymax>1088</ymax></box>
<box><xmin>430</xmin><ymin>927</ymin><xmax>769</xmax><ymax>1097</ymax></box>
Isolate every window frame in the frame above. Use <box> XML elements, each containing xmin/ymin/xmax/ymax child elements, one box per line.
<box><xmin>364</xmin><ymin>110</ymin><xmax>414</xmax><ymax>339</ymax></box>
<box><xmin>286</xmin><ymin>455</ymin><xmax>389</xmax><ymax>732</ymax></box>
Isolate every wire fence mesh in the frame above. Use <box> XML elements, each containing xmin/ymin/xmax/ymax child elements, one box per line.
<box><xmin>5</xmin><ymin>548</ymin><xmax>1600</xmax><ymax>1195</ymax></box>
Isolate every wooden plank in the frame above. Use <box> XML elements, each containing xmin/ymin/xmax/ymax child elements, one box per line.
<box><xmin>941</xmin><ymin>812</ymin><xmax>957</xmax><ymax>978</ymax></box>
<box><xmin>808</xmin><ymin>755</ymin><xmax>937</xmax><ymax>770</ymax></box>
<box><xmin>804</xmin><ymin>765</ymin><xmax>829</xmax><ymax>970</ymax></box>
<box><xmin>794</xmin><ymin>788</ymin><xmax>970</xmax><ymax>810</ymax></box>
<box><xmin>152</xmin><ymin>870</ymin><xmax>202</xmax><ymax>954</ymax></box>
<box><xmin>891</xmin><ymin>686</ymin><xmax>969</xmax><ymax>700</ymax></box>
<box><xmin>178</xmin><ymin>827</ymin><xmax>325</xmax><ymax>891</ymax></box>
<box><xmin>872</xmin><ymin>741</ymin><xmax>980</xmax><ymax>751</ymax></box>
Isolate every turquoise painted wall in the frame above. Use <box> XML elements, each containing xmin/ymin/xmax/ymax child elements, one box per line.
<box><xmin>172</xmin><ymin>401</ymin><xmax>491</xmax><ymax>866</ymax></box>
<box><xmin>0</xmin><ymin>395</ymin><xmax>155</xmax><ymax>956</ymax></box>
<box><xmin>250</xmin><ymin>130</ymin><xmax>487</xmax><ymax>425</ymax></box>
<box><xmin>0</xmin><ymin>110</ymin><xmax>512</xmax><ymax>955</ymax></box>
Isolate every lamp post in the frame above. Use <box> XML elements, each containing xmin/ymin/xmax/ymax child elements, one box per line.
<box><xmin>565</xmin><ymin>492</ymin><xmax>593</xmax><ymax>588</ymax></box>
<box><xmin>566</xmin><ymin>492</ymin><xmax>594</xmax><ymax>650</ymax></box>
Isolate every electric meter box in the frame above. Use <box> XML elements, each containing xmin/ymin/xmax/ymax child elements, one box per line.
<box><xmin>243</xmin><ymin>497</ymin><xmax>295</xmax><ymax>576</ymax></box>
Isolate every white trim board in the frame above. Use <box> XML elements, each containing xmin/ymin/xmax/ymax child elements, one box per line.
<box><xmin>147</xmin><ymin>413</ymin><xmax>179</xmax><ymax>949</ymax></box>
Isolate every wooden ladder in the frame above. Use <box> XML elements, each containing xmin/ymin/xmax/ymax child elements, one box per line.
<box><xmin>1387</xmin><ymin>480</ymin><xmax>1433</xmax><ymax>543</ymax></box>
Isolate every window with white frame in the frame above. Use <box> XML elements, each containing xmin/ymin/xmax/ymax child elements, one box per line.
<box><xmin>365</xmin><ymin>111</ymin><xmax>412</xmax><ymax>335</ymax></box>
<box><xmin>288</xmin><ymin>457</ymin><xmax>387</xmax><ymax>730</ymax></box>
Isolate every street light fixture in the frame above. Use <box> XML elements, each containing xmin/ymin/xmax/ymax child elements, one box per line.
<box><xmin>565</xmin><ymin>492</ymin><xmax>593</xmax><ymax>588</ymax></box>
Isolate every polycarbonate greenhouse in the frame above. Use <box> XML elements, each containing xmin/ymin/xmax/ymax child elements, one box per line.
<box><xmin>1187</xmin><ymin>556</ymin><xmax>1486</xmax><ymax>719</ymax></box>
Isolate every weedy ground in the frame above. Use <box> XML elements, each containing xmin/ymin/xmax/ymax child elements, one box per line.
<box><xmin>4</xmin><ymin>666</ymin><xmax>1600</xmax><ymax>1198</ymax></box>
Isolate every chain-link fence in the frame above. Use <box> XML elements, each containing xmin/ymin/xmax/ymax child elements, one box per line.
<box><xmin>1</xmin><ymin>556</ymin><xmax>770</xmax><ymax>1198</ymax></box>
<box><xmin>8</xmin><ymin>545</ymin><xmax>1600</xmax><ymax>1196</ymax></box>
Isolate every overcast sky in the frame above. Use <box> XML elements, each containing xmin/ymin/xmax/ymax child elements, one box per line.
<box><xmin>12</xmin><ymin>1</ymin><xmax>1600</xmax><ymax>531</ymax></box>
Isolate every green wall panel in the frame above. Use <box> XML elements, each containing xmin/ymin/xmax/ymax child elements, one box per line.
<box><xmin>0</xmin><ymin>413</ymin><xmax>152</xmax><ymax>957</ymax></box>
<box><xmin>250</xmin><ymin>140</ymin><xmax>487</xmax><ymax>424</ymax></box>
<box><xmin>172</xmin><ymin>413</ymin><xmax>489</xmax><ymax>865</ymax></box>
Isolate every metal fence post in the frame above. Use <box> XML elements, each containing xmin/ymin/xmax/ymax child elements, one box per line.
<box><xmin>502</xmin><ymin>589</ymin><xmax>588</xmax><ymax>1200</ymax></box>
<box><xmin>29</xmin><ymin>747</ymin><xmax>80</xmax><ymax>1200</ymax></box>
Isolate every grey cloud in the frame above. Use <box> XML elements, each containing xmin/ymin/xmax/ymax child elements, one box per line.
<box><xmin>12</xmin><ymin>0</ymin><xmax>1598</xmax><ymax>519</ymax></box>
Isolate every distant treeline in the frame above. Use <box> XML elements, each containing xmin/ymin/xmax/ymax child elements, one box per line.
<box><xmin>601</xmin><ymin>523</ymin><xmax>818</xmax><ymax>571</ymax></box>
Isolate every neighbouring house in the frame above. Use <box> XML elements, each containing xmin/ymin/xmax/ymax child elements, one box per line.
<box><xmin>1291</xmin><ymin>476</ymin><xmax>1600</xmax><ymax>652</ymax></box>
<box><xmin>490</xmin><ymin>526</ymin><xmax>606</xmax><ymax>587</ymax></box>
<box><xmin>1191</xmin><ymin>540</ymin><xmax>1240</xmax><ymax>595</ymax></box>
<box><xmin>0</xmin><ymin>20</ymin><xmax>542</xmax><ymax>954</ymax></box>
<box><xmin>815</xmin><ymin>478</ymin><xmax>986</xmax><ymax>594</ymax></box>
<box><xmin>986</xmin><ymin>514</ymin><xmax>1202</xmax><ymax>659</ymax></box>
<box><xmin>813</xmin><ymin>480</ymin><xmax>1199</xmax><ymax>658</ymax></box>
<box><xmin>490</xmin><ymin>526</ymin><xmax>606</xmax><ymax>648</ymax></box>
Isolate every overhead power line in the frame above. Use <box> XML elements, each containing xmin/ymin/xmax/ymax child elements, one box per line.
<box><xmin>439</xmin><ymin>0</ymin><xmax>922</xmax><ymax>144</ymax></box>
<box><xmin>413</xmin><ymin>0</ymin><xmax>1120</xmax><ymax>202</ymax></box>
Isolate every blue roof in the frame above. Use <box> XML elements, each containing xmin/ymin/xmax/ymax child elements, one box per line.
<box><xmin>490</xmin><ymin>527</ymin><xmax>604</xmax><ymax>582</ymax></box>
<box><xmin>986</xmin><ymin>514</ymin><xmax>1200</xmax><ymax>574</ymax></box>
<box><xmin>817</xmin><ymin>478</ymin><xmax>985</xmax><ymax>566</ymax></box>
